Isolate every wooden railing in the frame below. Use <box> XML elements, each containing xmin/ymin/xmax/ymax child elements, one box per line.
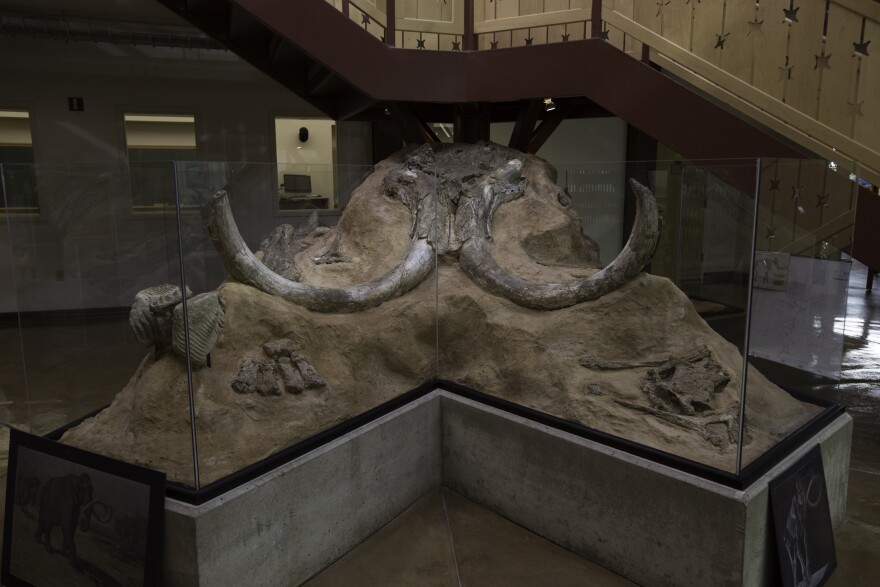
<box><xmin>601</xmin><ymin>0</ymin><xmax>880</xmax><ymax>186</ymax></box>
<box><xmin>319</xmin><ymin>0</ymin><xmax>879</xmax><ymax>186</ymax></box>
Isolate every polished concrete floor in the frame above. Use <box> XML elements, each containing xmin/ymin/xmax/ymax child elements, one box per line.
<box><xmin>0</xmin><ymin>263</ymin><xmax>878</xmax><ymax>585</ymax></box>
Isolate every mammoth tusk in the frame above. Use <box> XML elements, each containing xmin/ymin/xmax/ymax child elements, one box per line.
<box><xmin>459</xmin><ymin>178</ymin><xmax>660</xmax><ymax>310</ymax></box>
<box><xmin>209</xmin><ymin>191</ymin><xmax>435</xmax><ymax>312</ymax></box>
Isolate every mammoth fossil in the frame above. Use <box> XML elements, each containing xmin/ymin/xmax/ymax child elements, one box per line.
<box><xmin>34</xmin><ymin>473</ymin><xmax>113</xmax><ymax>570</ymax></box>
<box><xmin>208</xmin><ymin>144</ymin><xmax>660</xmax><ymax>312</ymax></box>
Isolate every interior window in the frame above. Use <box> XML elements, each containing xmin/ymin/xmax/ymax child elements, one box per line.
<box><xmin>274</xmin><ymin>117</ymin><xmax>336</xmax><ymax>211</ymax></box>
<box><xmin>124</xmin><ymin>114</ymin><xmax>197</xmax><ymax>210</ymax></box>
<box><xmin>0</xmin><ymin>110</ymin><xmax>38</xmax><ymax>214</ymax></box>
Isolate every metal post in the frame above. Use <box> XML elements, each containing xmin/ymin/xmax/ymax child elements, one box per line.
<box><xmin>386</xmin><ymin>0</ymin><xmax>396</xmax><ymax>46</ymax></box>
<box><xmin>735</xmin><ymin>157</ymin><xmax>762</xmax><ymax>476</ymax></box>
<box><xmin>591</xmin><ymin>0</ymin><xmax>603</xmax><ymax>38</ymax></box>
<box><xmin>464</xmin><ymin>0</ymin><xmax>475</xmax><ymax>50</ymax></box>
<box><xmin>172</xmin><ymin>161</ymin><xmax>201</xmax><ymax>491</ymax></box>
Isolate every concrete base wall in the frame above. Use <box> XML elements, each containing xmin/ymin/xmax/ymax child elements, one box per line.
<box><xmin>161</xmin><ymin>389</ymin><xmax>852</xmax><ymax>587</ymax></box>
<box><xmin>441</xmin><ymin>393</ymin><xmax>852</xmax><ymax>587</ymax></box>
<box><xmin>162</xmin><ymin>393</ymin><xmax>441</xmax><ymax>587</ymax></box>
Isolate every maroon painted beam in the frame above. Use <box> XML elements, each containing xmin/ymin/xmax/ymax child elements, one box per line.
<box><xmin>222</xmin><ymin>0</ymin><xmax>809</xmax><ymax>160</ymax></box>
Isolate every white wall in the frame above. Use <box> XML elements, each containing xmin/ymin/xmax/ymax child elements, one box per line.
<box><xmin>490</xmin><ymin>117</ymin><xmax>628</xmax><ymax>265</ymax></box>
<box><xmin>0</xmin><ymin>37</ymin><xmax>372</xmax><ymax>313</ymax></box>
<box><xmin>275</xmin><ymin>118</ymin><xmax>336</xmax><ymax>206</ymax></box>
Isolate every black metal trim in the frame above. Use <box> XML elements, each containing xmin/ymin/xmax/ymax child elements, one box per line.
<box><xmin>39</xmin><ymin>378</ymin><xmax>847</xmax><ymax>503</ymax></box>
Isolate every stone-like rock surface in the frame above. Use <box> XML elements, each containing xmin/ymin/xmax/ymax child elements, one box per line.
<box><xmin>61</xmin><ymin>143</ymin><xmax>819</xmax><ymax>486</ymax></box>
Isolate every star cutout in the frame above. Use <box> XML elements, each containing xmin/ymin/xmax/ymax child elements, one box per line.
<box><xmin>715</xmin><ymin>32</ymin><xmax>730</xmax><ymax>49</ymax></box>
<box><xmin>783</xmin><ymin>7</ymin><xmax>799</xmax><ymax>24</ymax></box>
<box><xmin>769</xmin><ymin>179</ymin><xmax>781</xmax><ymax>192</ymax></box>
<box><xmin>766</xmin><ymin>226</ymin><xmax>777</xmax><ymax>240</ymax></box>
<box><xmin>816</xmin><ymin>194</ymin><xmax>830</xmax><ymax>208</ymax></box>
<box><xmin>599</xmin><ymin>29</ymin><xmax>609</xmax><ymax>40</ymax></box>
<box><xmin>853</xmin><ymin>40</ymin><xmax>870</xmax><ymax>57</ymax></box>
<box><xmin>490</xmin><ymin>39</ymin><xmax>499</xmax><ymax>49</ymax></box>
<box><xmin>562</xmin><ymin>32</ymin><xmax>570</xmax><ymax>42</ymax></box>
<box><xmin>846</xmin><ymin>101</ymin><xmax>864</xmax><ymax>117</ymax></box>
<box><xmin>814</xmin><ymin>52</ymin><xmax>831</xmax><ymax>70</ymax></box>
<box><xmin>778</xmin><ymin>59</ymin><xmax>794</xmax><ymax>81</ymax></box>
<box><xmin>416</xmin><ymin>38</ymin><xmax>425</xmax><ymax>49</ymax></box>
<box><xmin>525</xmin><ymin>36</ymin><xmax>533</xmax><ymax>46</ymax></box>
<box><xmin>361</xmin><ymin>13</ymin><xmax>370</xmax><ymax>26</ymax></box>
<box><xmin>656</xmin><ymin>0</ymin><xmax>670</xmax><ymax>17</ymax></box>
<box><xmin>791</xmin><ymin>185</ymin><xmax>803</xmax><ymax>200</ymax></box>
<box><xmin>747</xmin><ymin>19</ymin><xmax>764</xmax><ymax>36</ymax></box>
<box><xmin>452</xmin><ymin>39</ymin><xmax>460</xmax><ymax>51</ymax></box>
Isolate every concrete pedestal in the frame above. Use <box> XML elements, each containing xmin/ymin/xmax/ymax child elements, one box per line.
<box><xmin>162</xmin><ymin>390</ymin><xmax>852</xmax><ymax>587</ymax></box>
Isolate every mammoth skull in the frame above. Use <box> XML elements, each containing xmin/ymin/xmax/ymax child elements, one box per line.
<box><xmin>208</xmin><ymin>144</ymin><xmax>660</xmax><ymax>312</ymax></box>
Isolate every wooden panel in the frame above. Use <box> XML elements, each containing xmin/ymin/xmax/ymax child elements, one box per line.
<box><xmin>854</xmin><ymin>18</ymin><xmax>880</xmax><ymax>152</ymax></box>
<box><xmin>474</xmin><ymin>0</ymin><xmax>486</xmax><ymax>23</ymax></box>
<box><xmin>818</xmin><ymin>3</ymin><xmax>863</xmax><ymax>137</ymax></box>
<box><xmin>520</xmin><ymin>0</ymin><xmax>544</xmax><ymax>16</ymax></box>
<box><xmin>751</xmin><ymin>0</ymin><xmax>790</xmax><ymax>101</ymax></box>
<box><xmin>438</xmin><ymin>33</ymin><xmax>459</xmax><ymax>51</ymax></box>
<box><xmin>401</xmin><ymin>0</ymin><xmax>417</xmax><ymax>19</ymax></box>
<box><xmin>690</xmin><ymin>0</ymin><xmax>725</xmax><ymax>67</ymax></box>
<box><xmin>474</xmin><ymin>9</ymin><xmax>589</xmax><ymax>33</ymax></box>
<box><xmin>605</xmin><ymin>22</ymin><xmax>626</xmax><ymax>51</ymax></box>
<box><xmin>416</xmin><ymin>0</ymin><xmax>441</xmax><ymax>21</ymax></box>
<box><xmin>496</xmin><ymin>0</ymin><xmax>519</xmax><ymax>19</ymax></box>
<box><xmin>613</xmin><ymin>0</ymin><xmax>635</xmax><ymax>20</ymax></box>
<box><xmin>661</xmin><ymin>0</ymin><xmax>692</xmax><ymax>49</ymax></box>
<box><xmin>718</xmin><ymin>0</ymin><xmax>756</xmax><ymax>84</ymax></box>
<box><xmin>632</xmin><ymin>0</ymin><xmax>661</xmax><ymax>34</ymax></box>
<box><xmin>784</xmin><ymin>0</ymin><xmax>825</xmax><ymax>115</ymax></box>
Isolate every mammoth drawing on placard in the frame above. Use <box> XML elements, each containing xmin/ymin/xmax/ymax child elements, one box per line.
<box><xmin>34</xmin><ymin>473</ymin><xmax>113</xmax><ymax>570</ymax></box>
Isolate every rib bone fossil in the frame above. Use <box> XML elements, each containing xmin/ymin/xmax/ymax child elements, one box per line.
<box><xmin>208</xmin><ymin>145</ymin><xmax>660</xmax><ymax>312</ymax></box>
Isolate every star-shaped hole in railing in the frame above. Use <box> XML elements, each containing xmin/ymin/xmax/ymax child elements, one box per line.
<box><xmin>562</xmin><ymin>32</ymin><xmax>570</xmax><ymax>42</ymax></box>
<box><xmin>361</xmin><ymin>13</ymin><xmax>370</xmax><ymax>27</ymax></box>
<box><xmin>766</xmin><ymin>226</ymin><xmax>777</xmax><ymax>240</ymax></box>
<box><xmin>747</xmin><ymin>19</ymin><xmax>764</xmax><ymax>36</ymax></box>
<box><xmin>853</xmin><ymin>40</ymin><xmax>870</xmax><ymax>57</ymax></box>
<box><xmin>778</xmin><ymin>59</ymin><xmax>794</xmax><ymax>81</ymax></box>
<box><xmin>417</xmin><ymin>37</ymin><xmax>426</xmax><ymax>49</ymax></box>
<box><xmin>814</xmin><ymin>52</ymin><xmax>831</xmax><ymax>70</ymax></box>
<box><xmin>783</xmin><ymin>6</ymin><xmax>800</xmax><ymax>24</ymax></box>
<box><xmin>452</xmin><ymin>39</ymin><xmax>460</xmax><ymax>51</ymax></box>
<box><xmin>769</xmin><ymin>179</ymin><xmax>781</xmax><ymax>192</ymax></box>
<box><xmin>525</xmin><ymin>36</ymin><xmax>534</xmax><ymax>45</ymax></box>
<box><xmin>791</xmin><ymin>185</ymin><xmax>803</xmax><ymax>200</ymax></box>
<box><xmin>816</xmin><ymin>194</ymin><xmax>830</xmax><ymax>208</ymax></box>
<box><xmin>846</xmin><ymin>101</ymin><xmax>864</xmax><ymax>117</ymax></box>
<box><xmin>714</xmin><ymin>32</ymin><xmax>730</xmax><ymax>49</ymax></box>
<box><xmin>491</xmin><ymin>39</ymin><xmax>499</xmax><ymax>49</ymax></box>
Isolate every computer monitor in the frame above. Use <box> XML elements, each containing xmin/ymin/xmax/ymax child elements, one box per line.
<box><xmin>283</xmin><ymin>174</ymin><xmax>312</xmax><ymax>194</ymax></box>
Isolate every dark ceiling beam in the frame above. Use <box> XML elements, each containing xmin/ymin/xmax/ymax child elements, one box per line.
<box><xmin>388</xmin><ymin>103</ymin><xmax>439</xmax><ymax>145</ymax></box>
<box><xmin>508</xmin><ymin>99</ymin><xmax>542</xmax><ymax>152</ymax></box>
<box><xmin>528</xmin><ymin>102</ymin><xmax>575</xmax><ymax>153</ymax></box>
<box><xmin>307</xmin><ymin>64</ymin><xmax>337</xmax><ymax>97</ymax></box>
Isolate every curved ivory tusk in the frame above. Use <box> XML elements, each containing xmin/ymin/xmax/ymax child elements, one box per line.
<box><xmin>209</xmin><ymin>191</ymin><xmax>435</xmax><ymax>312</ymax></box>
<box><xmin>459</xmin><ymin>178</ymin><xmax>660</xmax><ymax>310</ymax></box>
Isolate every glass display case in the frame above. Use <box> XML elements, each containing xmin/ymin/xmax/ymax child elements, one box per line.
<box><xmin>0</xmin><ymin>147</ymin><xmax>858</xmax><ymax>499</ymax></box>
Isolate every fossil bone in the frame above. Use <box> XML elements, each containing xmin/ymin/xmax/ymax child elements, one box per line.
<box><xmin>171</xmin><ymin>291</ymin><xmax>225</xmax><ymax>368</ymax></box>
<box><xmin>209</xmin><ymin>190</ymin><xmax>434</xmax><ymax>313</ymax></box>
<box><xmin>458</xmin><ymin>170</ymin><xmax>660</xmax><ymax>310</ymax></box>
<box><xmin>129</xmin><ymin>284</ymin><xmax>192</xmax><ymax>347</ymax></box>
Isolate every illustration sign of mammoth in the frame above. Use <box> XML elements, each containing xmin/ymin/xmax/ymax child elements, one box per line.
<box><xmin>34</xmin><ymin>473</ymin><xmax>113</xmax><ymax>570</ymax></box>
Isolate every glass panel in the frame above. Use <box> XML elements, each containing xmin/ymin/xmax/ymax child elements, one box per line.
<box><xmin>0</xmin><ymin>110</ymin><xmax>38</xmax><ymax>214</ymax></box>
<box><xmin>0</xmin><ymin>162</ymin><xmax>196</xmax><ymax>485</ymax></box>
<box><xmin>124</xmin><ymin>114</ymin><xmax>197</xmax><ymax>211</ymax></box>
<box><xmin>174</xmin><ymin>160</ymin><xmax>434</xmax><ymax>488</ymax></box>
<box><xmin>741</xmin><ymin>158</ymin><xmax>859</xmax><ymax>470</ymax></box>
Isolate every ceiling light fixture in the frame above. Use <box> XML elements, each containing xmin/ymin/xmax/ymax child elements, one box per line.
<box><xmin>543</xmin><ymin>98</ymin><xmax>556</xmax><ymax>112</ymax></box>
